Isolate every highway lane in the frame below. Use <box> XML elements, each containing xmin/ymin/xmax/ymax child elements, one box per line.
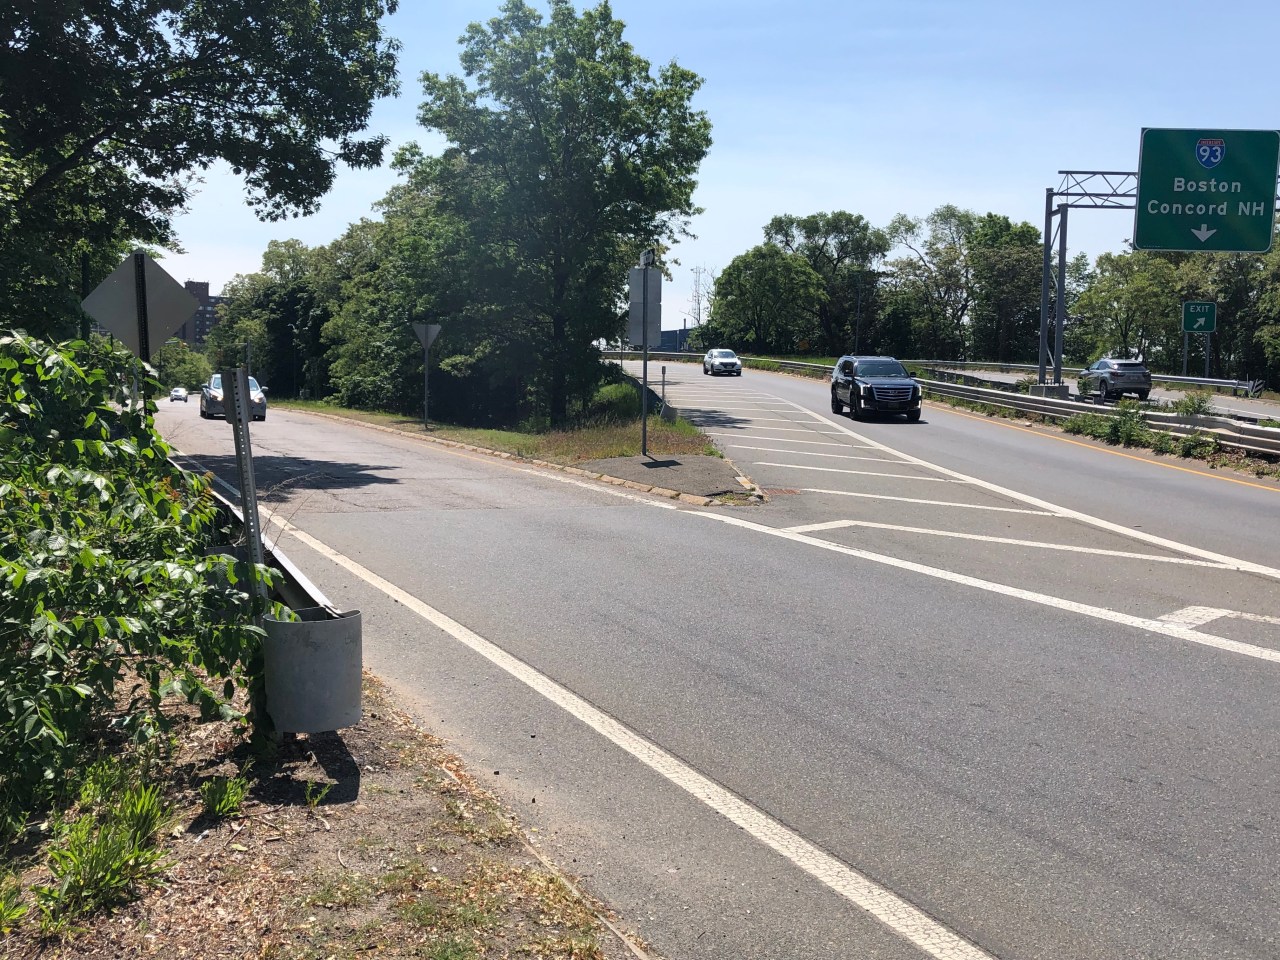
<box><xmin>155</xmin><ymin>391</ymin><xmax>1280</xmax><ymax>960</ymax></box>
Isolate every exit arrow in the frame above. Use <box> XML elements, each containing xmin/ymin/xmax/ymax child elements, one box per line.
<box><xmin>1194</xmin><ymin>317</ymin><xmax>1207</xmax><ymax>329</ymax></box>
<box><xmin>1191</xmin><ymin>224</ymin><xmax>1218</xmax><ymax>243</ymax></box>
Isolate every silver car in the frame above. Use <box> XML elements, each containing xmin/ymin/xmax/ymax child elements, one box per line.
<box><xmin>200</xmin><ymin>373</ymin><xmax>267</xmax><ymax>421</ymax></box>
<box><xmin>703</xmin><ymin>349</ymin><xmax>742</xmax><ymax>376</ymax></box>
<box><xmin>1078</xmin><ymin>359</ymin><xmax>1152</xmax><ymax>402</ymax></box>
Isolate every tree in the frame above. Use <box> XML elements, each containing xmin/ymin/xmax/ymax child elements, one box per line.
<box><xmin>0</xmin><ymin>0</ymin><xmax>401</xmax><ymax>336</ymax></box>
<box><xmin>886</xmin><ymin>206</ymin><xmax>978</xmax><ymax>359</ymax></box>
<box><xmin>153</xmin><ymin>338</ymin><xmax>211</xmax><ymax>390</ymax></box>
<box><xmin>763</xmin><ymin>212</ymin><xmax>890</xmax><ymax>356</ymax></box>
<box><xmin>411</xmin><ymin>0</ymin><xmax>712</xmax><ymax>426</ymax></box>
<box><xmin>968</xmin><ymin>214</ymin><xmax>1042</xmax><ymax>363</ymax></box>
<box><xmin>705</xmin><ymin>245</ymin><xmax>826</xmax><ymax>353</ymax></box>
<box><xmin>1072</xmin><ymin>251</ymin><xmax>1179</xmax><ymax>363</ymax></box>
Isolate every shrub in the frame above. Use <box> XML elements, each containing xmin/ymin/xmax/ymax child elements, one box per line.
<box><xmin>1107</xmin><ymin>401</ymin><xmax>1151</xmax><ymax>447</ymax></box>
<box><xmin>1172</xmin><ymin>390</ymin><xmax>1215</xmax><ymax>416</ymax></box>
<box><xmin>1177</xmin><ymin>432</ymin><xmax>1220</xmax><ymax>459</ymax></box>
<box><xmin>586</xmin><ymin>382</ymin><xmax>639</xmax><ymax>423</ymax></box>
<box><xmin>200</xmin><ymin>772</ymin><xmax>250</xmax><ymax>819</ymax></box>
<box><xmin>0</xmin><ymin>332</ymin><xmax>270</xmax><ymax>824</ymax></box>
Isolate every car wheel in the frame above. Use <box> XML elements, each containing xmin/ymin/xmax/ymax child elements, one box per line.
<box><xmin>830</xmin><ymin>391</ymin><xmax>843</xmax><ymax>414</ymax></box>
<box><xmin>702</xmin><ymin>365</ymin><xmax>708</xmax><ymax>375</ymax></box>
<box><xmin>1136</xmin><ymin>390</ymin><xmax>1150</xmax><ymax>401</ymax></box>
<box><xmin>906</xmin><ymin>409</ymin><xmax>921</xmax><ymax>423</ymax></box>
<box><xmin>1095</xmin><ymin>381</ymin><xmax>1109</xmax><ymax>404</ymax></box>
<box><xmin>850</xmin><ymin>394</ymin><xmax>862</xmax><ymax>421</ymax></box>
<box><xmin>735</xmin><ymin>370</ymin><xmax>742</xmax><ymax>376</ymax></box>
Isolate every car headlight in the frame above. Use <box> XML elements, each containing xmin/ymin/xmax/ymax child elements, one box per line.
<box><xmin>210</xmin><ymin>391</ymin><xmax>222</xmax><ymax>401</ymax></box>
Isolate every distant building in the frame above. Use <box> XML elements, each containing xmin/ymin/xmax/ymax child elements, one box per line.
<box><xmin>177</xmin><ymin>281</ymin><xmax>226</xmax><ymax>346</ymax></box>
<box><xmin>659</xmin><ymin>327</ymin><xmax>694</xmax><ymax>352</ymax></box>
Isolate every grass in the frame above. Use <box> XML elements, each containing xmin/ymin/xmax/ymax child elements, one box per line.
<box><xmin>275</xmin><ymin>398</ymin><xmax>719</xmax><ymax>464</ymax></box>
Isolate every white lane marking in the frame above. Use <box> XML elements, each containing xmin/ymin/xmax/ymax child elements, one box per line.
<box><xmin>755</xmin><ymin>462</ymin><xmax>957</xmax><ymax>483</ymax></box>
<box><xmin>722</xmin><ymin>445</ymin><xmax>901</xmax><ymax>462</ymax></box>
<box><xmin>265</xmin><ymin>514</ymin><xmax>998</xmax><ymax>960</ymax></box>
<box><xmin>690</xmin><ymin>415</ymin><xmax>871</xmax><ymax>430</ymax></box>
<box><xmin>689</xmin><ymin>509</ymin><xmax>1280</xmax><ymax>664</ymax></box>
<box><xmin>781</xmin><ymin>402</ymin><xmax>1280</xmax><ymax>582</ymax></box>
<box><xmin>802</xmin><ymin>489</ymin><xmax>1056</xmax><ymax>515</ymax></box>
<box><xmin>698</xmin><ymin>424</ymin><xmax>847</xmax><ymax>435</ymax></box>
<box><xmin>708</xmin><ymin>432</ymin><xmax>845</xmax><ymax>447</ymax></box>
<box><xmin>781</xmin><ymin>520</ymin><xmax>1232</xmax><ymax>568</ymax></box>
<box><xmin>1160</xmin><ymin>606</ymin><xmax>1280</xmax><ymax>628</ymax></box>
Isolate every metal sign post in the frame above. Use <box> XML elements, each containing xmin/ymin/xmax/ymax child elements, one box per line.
<box><xmin>222</xmin><ymin>368</ymin><xmax>268</xmax><ymax>612</ymax></box>
<box><xmin>628</xmin><ymin>251</ymin><xmax>661</xmax><ymax>457</ymax></box>
<box><xmin>412</xmin><ymin>322</ymin><xmax>442</xmax><ymax>428</ymax></box>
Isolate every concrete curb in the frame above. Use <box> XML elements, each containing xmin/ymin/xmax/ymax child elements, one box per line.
<box><xmin>287</xmin><ymin>409</ymin><xmax>731</xmax><ymax>507</ymax></box>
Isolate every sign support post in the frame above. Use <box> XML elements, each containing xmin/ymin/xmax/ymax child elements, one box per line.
<box><xmin>412</xmin><ymin>322</ymin><xmax>442</xmax><ymax>429</ymax></box>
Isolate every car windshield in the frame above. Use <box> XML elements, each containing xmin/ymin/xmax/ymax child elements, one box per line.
<box><xmin>248</xmin><ymin>377</ymin><xmax>261</xmax><ymax>392</ymax></box>
<box><xmin>209</xmin><ymin>375</ymin><xmax>221</xmax><ymax>390</ymax></box>
<box><xmin>856</xmin><ymin>360</ymin><xmax>909</xmax><ymax>378</ymax></box>
<box><xmin>710</xmin><ymin>350</ymin><xmax>736</xmax><ymax>359</ymax></box>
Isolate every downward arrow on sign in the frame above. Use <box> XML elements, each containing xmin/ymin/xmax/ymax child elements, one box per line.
<box><xmin>1192</xmin><ymin>224</ymin><xmax>1218</xmax><ymax>243</ymax></box>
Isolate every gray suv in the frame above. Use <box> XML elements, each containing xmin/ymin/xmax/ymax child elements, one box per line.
<box><xmin>1078</xmin><ymin>358</ymin><xmax>1151</xmax><ymax>402</ymax></box>
<box><xmin>830</xmin><ymin>355</ymin><xmax>922</xmax><ymax>422</ymax></box>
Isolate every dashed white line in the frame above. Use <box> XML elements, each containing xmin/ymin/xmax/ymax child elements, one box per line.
<box><xmin>720</xmin><ymin>445</ymin><xmax>900</xmax><ymax>462</ymax></box>
<box><xmin>1160</xmin><ymin>606</ymin><xmax>1280</xmax><ymax>628</ymax></box>
<box><xmin>708</xmin><ymin>432</ymin><xmax>844</xmax><ymax>447</ymax></box>
<box><xmin>780</xmin><ymin>401</ymin><xmax>1280</xmax><ymax>582</ymax></box>
<box><xmin>781</xmin><ymin>519</ymin><xmax>1232</xmax><ymax>567</ymax></box>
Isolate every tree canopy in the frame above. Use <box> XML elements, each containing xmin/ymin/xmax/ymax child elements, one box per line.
<box><xmin>0</xmin><ymin>0</ymin><xmax>401</xmax><ymax>335</ymax></box>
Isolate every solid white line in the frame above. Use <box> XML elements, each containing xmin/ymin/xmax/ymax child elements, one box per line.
<box><xmin>754</xmin><ymin>462</ymin><xmax>957</xmax><ymax>483</ymax></box>
<box><xmin>802</xmin><ymin>489</ymin><xmax>1055</xmax><ymax>515</ymax></box>
<box><xmin>265</xmin><ymin>515</ymin><xmax>997</xmax><ymax>960</ymax></box>
<box><xmin>781</xmin><ymin>401</ymin><xmax>1280</xmax><ymax>582</ymax></box>
<box><xmin>780</xmin><ymin>519</ymin><xmax>1232</xmax><ymax>567</ymax></box>
<box><xmin>690</xmin><ymin>415</ymin><xmax>871</xmax><ymax>430</ymax></box>
<box><xmin>688</xmin><ymin>509</ymin><xmax>1280</xmax><ymax>664</ymax></box>
<box><xmin>708</xmin><ymin>432</ymin><xmax>844</xmax><ymax>447</ymax></box>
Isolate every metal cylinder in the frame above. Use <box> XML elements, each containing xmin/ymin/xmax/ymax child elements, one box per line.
<box><xmin>262</xmin><ymin>607</ymin><xmax>363</xmax><ymax>733</ymax></box>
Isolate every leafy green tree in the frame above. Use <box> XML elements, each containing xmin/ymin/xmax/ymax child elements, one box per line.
<box><xmin>1072</xmin><ymin>251</ymin><xmax>1178</xmax><ymax>363</ymax></box>
<box><xmin>763</xmin><ymin>212</ymin><xmax>890</xmax><ymax>355</ymax></box>
<box><xmin>968</xmin><ymin>214</ymin><xmax>1042</xmax><ymax>363</ymax></box>
<box><xmin>0</xmin><ymin>0</ymin><xmax>401</xmax><ymax>337</ymax></box>
<box><xmin>153</xmin><ymin>338</ymin><xmax>211</xmax><ymax>390</ymax></box>
<box><xmin>705</xmin><ymin>245</ymin><xmax>826</xmax><ymax>353</ymax></box>
<box><xmin>886</xmin><ymin>205</ymin><xmax>978</xmax><ymax>359</ymax></box>
<box><xmin>411</xmin><ymin>0</ymin><xmax>712</xmax><ymax>426</ymax></box>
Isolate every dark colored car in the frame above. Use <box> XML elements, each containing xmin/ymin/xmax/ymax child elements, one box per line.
<box><xmin>830</xmin><ymin>355</ymin><xmax>922</xmax><ymax>422</ymax></box>
<box><xmin>200</xmin><ymin>373</ymin><xmax>267</xmax><ymax>421</ymax></box>
<box><xmin>1078</xmin><ymin>358</ymin><xmax>1152</xmax><ymax>402</ymax></box>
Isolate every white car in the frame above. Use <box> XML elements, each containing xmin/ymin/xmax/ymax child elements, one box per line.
<box><xmin>169</xmin><ymin>387</ymin><xmax>188</xmax><ymax>402</ymax></box>
<box><xmin>703</xmin><ymin>349</ymin><xmax>742</xmax><ymax>376</ymax></box>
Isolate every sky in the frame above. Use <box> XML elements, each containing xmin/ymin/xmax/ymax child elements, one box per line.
<box><xmin>159</xmin><ymin>0</ymin><xmax>1280</xmax><ymax>328</ymax></box>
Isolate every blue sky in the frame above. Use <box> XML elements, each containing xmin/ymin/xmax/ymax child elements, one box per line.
<box><xmin>161</xmin><ymin>0</ymin><xmax>1280</xmax><ymax>327</ymax></box>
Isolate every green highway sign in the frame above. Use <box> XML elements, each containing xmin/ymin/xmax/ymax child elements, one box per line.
<box><xmin>1134</xmin><ymin>128</ymin><xmax>1280</xmax><ymax>253</ymax></box>
<box><xmin>1182</xmin><ymin>301</ymin><xmax>1217</xmax><ymax>334</ymax></box>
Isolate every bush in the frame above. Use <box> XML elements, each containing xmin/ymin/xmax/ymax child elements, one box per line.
<box><xmin>1172</xmin><ymin>390</ymin><xmax>1215</xmax><ymax>416</ymax></box>
<box><xmin>1107</xmin><ymin>401</ymin><xmax>1151</xmax><ymax>447</ymax></box>
<box><xmin>0</xmin><ymin>332</ymin><xmax>269</xmax><ymax>826</ymax></box>
<box><xmin>586</xmin><ymin>382</ymin><xmax>639</xmax><ymax>423</ymax></box>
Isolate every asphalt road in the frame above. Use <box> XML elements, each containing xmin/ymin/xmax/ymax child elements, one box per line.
<box><xmin>155</xmin><ymin>377</ymin><xmax>1280</xmax><ymax>960</ymax></box>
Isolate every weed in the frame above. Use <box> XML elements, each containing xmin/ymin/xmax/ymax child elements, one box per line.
<box><xmin>1177</xmin><ymin>432</ymin><xmax>1220</xmax><ymax>459</ymax></box>
<box><xmin>34</xmin><ymin>781</ymin><xmax>169</xmax><ymax>928</ymax></box>
<box><xmin>0</xmin><ymin>873</ymin><xmax>27</xmax><ymax>933</ymax></box>
<box><xmin>396</xmin><ymin>894</ymin><xmax>443</xmax><ymax>927</ymax></box>
<box><xmin>304</xmin><ymin>780</ymin><xmax>333</xmax><ymax>809</ymax></box>
<box><xmin>199</xmin><ymin>769</ymin><xmax>250</xmax><ymax>819</ymax></box>
<box><xmin>1259</xmin><ymin>418</ymin><xmax>1280</xmax><ymax>428</ymax></box>
<box><xmin>1107</xmin><ymin>401</ymin><xmax>1151</xmax><ymax>447</ymax></box>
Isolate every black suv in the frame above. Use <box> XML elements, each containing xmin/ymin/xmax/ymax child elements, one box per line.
<box><xmin>830</xmin><ymin>355</ymin><xmax>922</xmax><ymax>421</ymax></box>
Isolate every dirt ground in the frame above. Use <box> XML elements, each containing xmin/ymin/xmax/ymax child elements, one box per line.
<box><xmin>5</xmin><ymin>673</ymin><xmax>651</xmax><ymax>960</ymax></box>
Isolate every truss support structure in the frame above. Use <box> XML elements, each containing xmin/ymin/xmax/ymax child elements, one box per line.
<box><xmin>1037</xmin><ymin>171</ymin><xmax>1137</xmax><ymax>385</ymax></box>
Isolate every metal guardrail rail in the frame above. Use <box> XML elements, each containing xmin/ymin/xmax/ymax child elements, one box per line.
<box><xmin>920</xmin><ymin>379</ymin><xmax>1280</xmax><ymax>457</ymax></box>
<box><xmin>618</xmin><ymin>352</ymin><xmax>1265</xmax><ymax>397</ymax></box>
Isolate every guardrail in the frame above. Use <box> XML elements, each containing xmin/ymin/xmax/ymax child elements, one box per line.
<box><xmin>920</xmin><ymin>379</ymin><xmax>1280</xmax><ymax>457</ymax></box>
<box><xmin>910</xmin><ymin>360</ymin><xmax>1265</xmax><ymax>398</ymax></box>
